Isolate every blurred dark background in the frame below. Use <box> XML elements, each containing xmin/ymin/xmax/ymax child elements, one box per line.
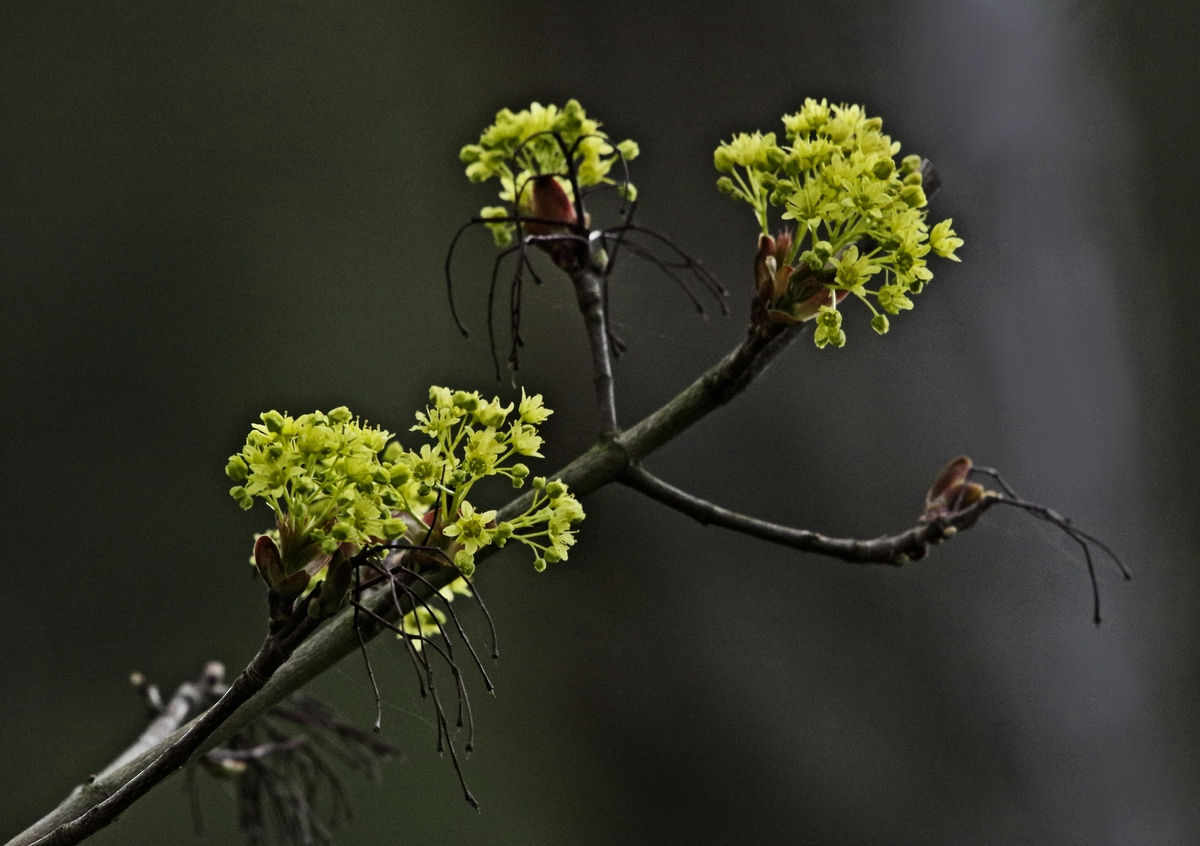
<box><xmin>2</xmin><ymin>1</ymin><xmax>1197</xmax><ymax>843</ymax></box>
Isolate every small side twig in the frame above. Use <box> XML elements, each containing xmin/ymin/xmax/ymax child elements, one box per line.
<box><xmin>100</xmin><ymin>662</ymin><xmax>226</xmax><ymax>780</ymax></box>
<box><xmin>621</xmin><ymin>464</ymin><xmax>988</xmax><ymax>565</ymax></box>
<box><xmin>622</xmin><ymin>462</ymin><xmax>1129</xmax><ymax>623</ymax></box>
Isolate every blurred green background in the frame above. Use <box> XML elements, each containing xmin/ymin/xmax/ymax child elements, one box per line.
<box><xmin>2</xmin><ymin>1</ymin><xmax>1197</xmax><ymax>843</ymax></box>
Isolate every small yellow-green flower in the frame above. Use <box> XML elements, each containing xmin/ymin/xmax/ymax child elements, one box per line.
<box><xmin>814</xmin><ymin>305</ymin><xmax>846</xmax><ymax>349</ymax></box>
<box><xmin>443</xmin><ymin>502</ymin><xmax>498</xmax><ymax>576</ymax></box>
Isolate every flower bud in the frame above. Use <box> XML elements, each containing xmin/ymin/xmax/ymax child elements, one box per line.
<box><xmin>388</xmin><ymin>463</ymin><xmax>411</xmax><ymax>484</ymax></box>
<box><xmin>533</xmin><ymin>556</ymin><xmax>547</xmax><ymax>573</ymax></box>
<box><xmin>544</xmin><ymin>480</ymin><xmax>567</xmax><ymax>500</ymax></box>
<box><xmin>871</xmin><ymin>313</ymin><xmax>890</xmax><ymax>335</ymax></box>
<box><xmin>900</xmin><ymin>185</ymin><xmax>926</xmax><ymax>208</ymax></box>
<box><xmin>260</xmin><ymin>410</ymin><xmax>286</xmax><ymax>434</ymax></box>
<box><xmin>454</xmin><ymin>549</ymin><xmax>476</xmax><ymax>577</ymax></box>
<box><xmin>716</xmin><ymin>176</ymin><xmax>735</xmax><ymax>194</ymax></box>
<box><xmin>871</xmin><ymin>157</ymin><xmax>895</xmax><ymax>180</ymax></box>
<box><xmin>328</xmin><ymin>406</ymin><xmax>353</xmax><ymax>424</ymax></box>
<box><xmin>225</xmin><ymin>455</ymin><xmax>248</xmax><ymax>482</ymax></box>
<box><xmin>900</xmin><ymin>154</ymin><xmax>922</xmax><ymax>175</ymax></box>
<box><xmin>331</xmin><ymin>522</ymin><xmax>353</xmax><ymax>542</ymax></box>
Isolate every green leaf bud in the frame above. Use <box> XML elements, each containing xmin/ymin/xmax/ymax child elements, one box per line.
<box><xmin>225</xmin><ymin>456</ymin><xmax>249</xmax><ymax>482</ymax></box>
<box><xmin>871</xmin><ymin>313</ymin><xmax>890</xmax><ymax>334</ymax></box>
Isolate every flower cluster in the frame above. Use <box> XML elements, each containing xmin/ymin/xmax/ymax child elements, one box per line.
<box><xmin>715</xmin><ymin>99</ymin><xmax>963</xmax><ymax>347</ymax></box>
<box><xmin>227</xmin><ymin>408</ymin><xmax>410</xmax><ymax>581</ymax></box>
<box><xmin>460</xmin><ymin>100</ymin><xmax>640</xmax><ymax>246</ymax></box>
<box><xmin>400</xmin><ymin>386</ymin><xmax>585</xmax><ymax>575</ymax></box>
<box><xmin>228</xmin><ymin>388</ymin><xmax>585</xmax><ymax>586</ymax></box>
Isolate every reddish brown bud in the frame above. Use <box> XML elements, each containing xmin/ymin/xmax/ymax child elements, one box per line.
<box><xmin>922</xmin><ymin>456</ymin><xmax>987</xmax><ymax>526</ymax></box>
<box><xmin>254</xmin><ymin>534</ymin><xmax>284</xmax><ymax>586</ymax></box>
<box><xmin>754</xmin><ymin>234</ymin><xmax>777</xmax><ymax>303</ymax></box>
<box><xmin>523</xmin><ymin>175</ymin><xmax>577</xmax><ymax>235</ymax></box>
<box><xmin>926</xmin><ymin>456</ymin><xmax>973</xmax><ymax>510</ymax></box>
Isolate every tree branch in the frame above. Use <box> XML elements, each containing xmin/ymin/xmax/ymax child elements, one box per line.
<box><xmin>621</xmin><ymin>464</ymin><xmax>993</xmax><ymax>564</ymax></box>
<box><xmin>3</xmin><ymin>320</ymin><xmax>954</xmax><ymax>846</ymax></box>
<box><xmin>570</xmin><ymin>266</ymin><xmax>620</xmax><ymax>436</ymax></box>
<box><xmin>100</xmin><ymin>663</ymin><xmax>225</xmax><ymax>780</ymax></box>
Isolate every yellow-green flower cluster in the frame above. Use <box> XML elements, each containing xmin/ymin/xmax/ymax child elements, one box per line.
<box><xmin>227</xmin><ymin>408</ymin><xmax>410</xmax><ymax>575</ymax></box>
<box><xmin>397</xmin><ymin>386</ymin><xmax>585</xmax><ymax>576</ymax></box>
<box><xmin>228</xmin><ymin>388</ymin><xmax>585</xmax><ymax>582</ymax></box>
<box><xmin>460</xmin><ymin>100</ymin><xmax>640</xmax><ymax>246</ymax></box>
<box><xmin>715</xmin><ymin>99</ymin><xmax>964</xmax><ymax>347</ymax></box>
